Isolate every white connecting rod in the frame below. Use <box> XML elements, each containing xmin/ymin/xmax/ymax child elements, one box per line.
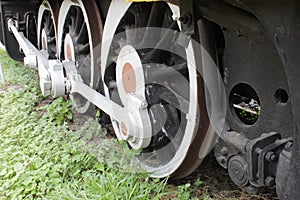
<box><xmin>7</xmin><ymin>18</ymin><xmax>151</xmax><ymax>149</ymax></box>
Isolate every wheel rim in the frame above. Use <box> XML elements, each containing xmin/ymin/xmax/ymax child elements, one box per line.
<box><xmin>57</xmin><ymin>0</ymin><xmax>102</xmax><ymax>114</ymax></box>
<box><xmin>101</xmin><ymin>1</ymin><xmax>215</xmax><ymax>178</ymax></box>
<box><xmin>37</xmin><ymin>0</ymin><xmax>59</xmax><ymax>59</ymax></box>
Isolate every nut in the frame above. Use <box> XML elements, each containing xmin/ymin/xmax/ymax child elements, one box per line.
<box><xmin>265</xmin><ymin>152</ymin><xmax>277</xmax><ymax>162</ymax></box>
<box><xmin>265</xmin><ymin>176</ymin><xmax>275</xmax><ymax>187</ymax></box>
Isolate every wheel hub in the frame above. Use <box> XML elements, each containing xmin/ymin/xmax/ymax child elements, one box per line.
<box><xmin>115</xmin><ymin>45</ymin><xmax>152</xmax><ymax>149</ymax></box>
<box><xmin>64</xmin><ymin>33</ymin><xmax>75</xmax><ymax>61</ymax></box>
<box><xmin>122</xmin><ymin>62</ymin><xmax>137</xmax><ymax>94</ymax></box>
<box><xmin>116</xmin><ymin>45</ymin><xmax>146</xmax><ymax>104</ymax></box>
<box><xmin>38</xmin><ymin>59</ymin><xmax>65</xmax><ymax>98</ymax></box>
<box><xmin>41</xmin><ymin>29</ymin><xmax>48</xmax><ymax>50</ymax></box>
<box><xmin>100</xmin><ymin>1</ymin><xmax>216</xmax><ymax>178</ymax></box>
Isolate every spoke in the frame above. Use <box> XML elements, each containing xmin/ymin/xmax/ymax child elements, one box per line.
<box><xmin>48</xmin><ymin>36</ymin><xmax>55</xmax><ymax>43</ymax></box>
<box><xmin>78</xmin><ymin>56</ymin><xmax>91</xmax><ymax>85</ymax></box>
<box><xmin>145</xmin><ymin>21</ymin><xmax>178</xmax><ymax>63</ymax></box>
<box><xmin>70</xmin><ymin>15</ymin><xmax>76</xmax><ymax>32</ymax></box>
<box><xmin>144</xmin><ymin>63</ymin><xmax>190</xmax><ymax>114</ymax></box>
<box><xmin>45</xmin><ymin>12</ymin><xmax>50</xmax><ymax>28</ymax></box>
<box><xmin>48</xmin><ymin>24</ymin><xmax>54</xmax><ymax>35</ymax></box>
<box><xmin>116</xmin><ymin>37</ymin><xmax>127</xmax><ymax>50</ymax></box>
<box><xmin>67</xmin><ymin>24</ymin><xmax>72</xmax><ymax>34</ymax></box>
<box><xmin>138</xmin><ymin>3</ymin><xmax>167</xmax><ymax>47</ymax></box>
<box><xmin>42</xmin><ymin>16</ymin><xmax>48</xmax><ymax>30</ymax></box>
<box><xmin>49</xmin><ymin>46</ymin><xmax>56</xmax><ymax>54</ymax></box>
<box><xmin>162</xmin><ymin>90</ymin><xmax>190</xmax><ymax>115</ymax></box>
<box><xmin>145</xmin><ymin>63</ymin><xmax>187</xmax><ymax>78</ymax></box>
<box><xmin>124</xmin><ymin>26</ymin><xmax>136</xmax><ymax>46</ymax></box>
<box><xmin>77</xmin><ymin>43</ymin><xmax>90</xmax><ymax>54</ymax></box>
<box><xmin>127</xmin><ymin>8</ymin><xmax>150</xmax><ymax>44</ymax></box>
<box><xmin>146</xmin><ymin>83</ymin><xmax>190</xmax><ymax>115</ymax></box>
<box><xmin>157</xmin><ymin>105</ymin><xmax>182</xmax><ymax>149</ymax></box>
<box><xmin>75</xmin><ymin>22</ymin><xmax>87</xmax><ymax>44</ymax></box>
<box><xmin>147</xmin><ymin>2</ymin><xmax>167</xmax><ymax>27</ymax></box>
<box><xmin>132</xmin><ymin>9</ymin><xmax>149</xmax><ymax>28</ymax></box>
<box><xmin>74</xmin><ymin>8</ymin><xmax>84</xmax><ymax>35</ymax></box>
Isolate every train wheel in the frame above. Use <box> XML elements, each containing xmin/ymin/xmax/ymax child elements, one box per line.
<box><xmin>37</xmin><ymin>0</ymin><xmax>59</xmax><ymax>59</ymax></box>
<box><xmin>57</xmin><ymin>0</ymin><xmax>103</xmax><ymax>114</ymax></box>
<box><xmin>101</xmin><ymin>1</ymin><xmax>216</xmax><ymax>178</ymax></box>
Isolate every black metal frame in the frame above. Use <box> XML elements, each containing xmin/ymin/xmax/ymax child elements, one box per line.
<box><xmin>185</xmin><ymin>0</ymin><xmax>300</xmax><ymax>198</ymax></box>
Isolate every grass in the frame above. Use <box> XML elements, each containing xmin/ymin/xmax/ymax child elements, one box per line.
<box><xmin>1</xmin><ymin>46</ymin><xmax>276</xmax><ymax>200</ymax></box>
<box><xmin>0</xmin><ymin>48</ymin><xmax>194</xmax><ymax>200</ymax></box>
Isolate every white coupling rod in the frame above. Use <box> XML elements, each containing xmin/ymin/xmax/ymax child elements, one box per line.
<box><xmin>7</xmin><ymin>18</ymin><xmax>48</xmax><ymax>69</ymax></box>
<box><xmin>70</xmin><ymin>78</ymin><xmax>126</xmax><ymax>123</ymax></box>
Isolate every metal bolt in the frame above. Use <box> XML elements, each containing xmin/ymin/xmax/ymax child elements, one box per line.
<box><xmin>65</xmin><ymin>80</ymin><xmax>71</xmax><ymax>94</ymax></box>
<box><xmin>220</xmin><ymin>147</ymin><xmax>228</xmax><ymax>156</ymax></box>
<box><xmin>178</xmin><ymin>16</ymin><xmax>185</xmax><ymax>22</ymax></box>
<box><xmin>265</xmin><ymin>152</ymin><xmax>277</xmax><ymax>162</ymax></box>
<box><xmin>256</xmin><ymin>172</ymin><xmax>260</xmax><ymax>178</ymax></box>
<box><xmin>178</xmin><ymin>13</ymin><xmax>192</xmax><ymax>25</ymax></box>
<box><xmin>265</xmin><ymin>176</ymin><xmax>275</xmax><ymax>187</ymax></box>
<box><xmin>218</xmin><ymin>156</ymin><xmax>226</xmax><ymax>164</ymax></box>
<box><xmin>141</xmin><ymin>101</ymin><xmax>148</xmax><ymax>109</ymax></box>
<box><xmin>284</xmin><ymin>142</ymin><xmax>293</xmax><ymax>151</ymax></box>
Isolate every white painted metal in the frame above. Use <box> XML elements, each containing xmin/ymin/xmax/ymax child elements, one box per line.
<box><xmin>37</xmin><ymin>57</ymin><xmax>52</xmax><ymax>97</ymax></box>
<box><xmin>116</xmin><ymin>45</ymin><xmax>146</xmax><ymax>106</ymax></box>
<box><xmin>7</xmin><ymin>18</ymin><xmax>151</xmax><ymax>148</ymax></box>
<box><xmin>8</xmin><ymin>0</ymin><xmax>220</xmax><ymax>178</ymax></box>
<box><xmin>37</xmin><ymin>0</ymin><xmax>57</xmax><ymax>53</ymax></box>
<box><xmin>57</xmin><ymin>0</ymin><xmax>96</xmax><ymax>114</ymax></box>
<box><xmin>101</xmin><ymin>1</ymin><xmax>217</xmax><ymax>178</ymax></box>
<box><xmin>48</xmin><ymin>60</ymin><xmax>65</xmax><ymax>98</ymax></box>
<box><xmin>7</xmin><ymin>19</ymin><xmax>65</xmax><ymax>97</ymax></box>
<box><xmin>143</xmin><ymin>41</ymin><xmax>202</xmax><ymax>177</ymax></box>
<box><xmin>101</xmin><ymin>0</ymin><xmax>132</xmax><ymax>94</ymax></box>
<box><xmin>101</xmin><ymin>0</ymin><xmax>132</xmax><ymax>145</ymax></box>
<box><xmin>23</xmin><ymin>54</ymin><xmax>38</xmax><ymax>69</ymax></box>
<box><xmin>7</xmin><ymin>19</ymin><xmax>41</xmax><ymax>69</ymax></box>
<box><xmin>69</xmin><ymin>65</ymin><xmax>152</xmax><ymax>149</ymax></box>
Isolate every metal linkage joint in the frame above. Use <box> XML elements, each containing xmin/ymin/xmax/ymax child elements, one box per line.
<box><xmin>215</xmin><ymin>131</ymin><xmax>292</xmax><ymax>193</ymax></box>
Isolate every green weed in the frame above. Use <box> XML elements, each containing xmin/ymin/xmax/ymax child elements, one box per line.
<box><xmin>0</xmin><ymin>48</ymin><xmax>185</xmax><ymax>199</ymax></box>
<box><xmin>0</xmin><ymin>48</ymin><xmax>37</xmax><ymax>88</ymax></box>
<box><xmin>41</xmin><ymin>97</ymin><xmax>73</xmax><ymax>125</ymax></box>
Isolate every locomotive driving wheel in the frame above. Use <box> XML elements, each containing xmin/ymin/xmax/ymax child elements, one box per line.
<box><xmin>57</xmin><ymin>0</ymin><xmax>103</xmax><ymax>114</ymax></box>
<box><xmin>37</xmin><ymin>0</ymin><xmax>59</xmax><ymax>59</ymax></box>
<box><xmin>101</xmin><ymin>1</ymin><xmax>217</xmax><ymax>178</ymax></box>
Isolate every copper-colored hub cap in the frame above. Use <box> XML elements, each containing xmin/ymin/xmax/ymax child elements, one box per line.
<box><xmin>121</xmin><ymin>122</ymin><xmax>128</xmax><ymax>136</ymax></box>
<box><xmin>66</xmin><ymin>44</ymin><xmax>73</xmax><ymax>60</ymax></box>
<box><xmin>122</xmin><ymin>62</ymin><xmax>136</xmax><ymax>94</ymax></box>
